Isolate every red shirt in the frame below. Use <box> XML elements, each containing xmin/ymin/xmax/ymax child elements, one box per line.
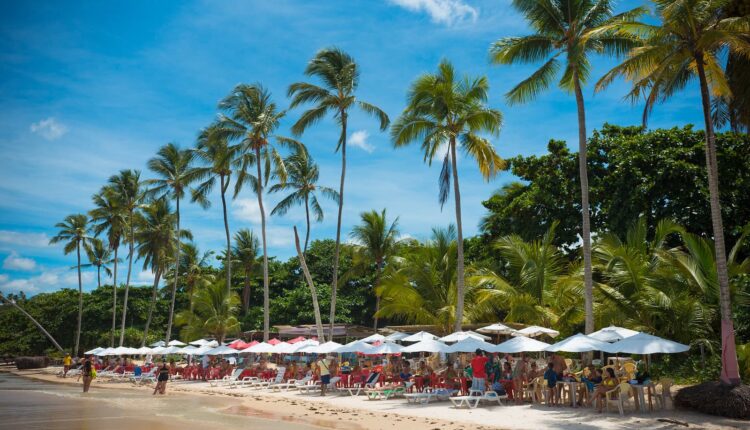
<box><xmin>471</xmin><ymin>356</ymin><xmax>489</xmax><ymax>379</ymax></box>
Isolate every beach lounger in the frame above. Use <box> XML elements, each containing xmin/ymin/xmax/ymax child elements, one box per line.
<box><xmin>231</xmin><ymin>376</ymin><xmax>259</xmax><ymax>388</ymax></box>
<box><xmin>405</xmin><ymin>388</ymin><xmax>458</xmax><ymax>404</ymax></box>
<box><xmin>209</xmin><ymin>368</ymin><xmax>243</xmax><ymax>387</ymax></box>
<box><xmin>130</xmin><ymin>368</ymin><xmax>158</xmax><ymax>385</ymax></box>
<box><xmin>244</xmin><ymin>367</ymin><xmax>286</xmax><ymax>389</ymax></box>
<box><xmin>450</xmin><ymin>390</ymin><xmax>504</xmax><ymax>409</ymax></box>
<box><xmin>346</xmin><ymin>372</ymin><xmax>380</xmax><ymax>396</ymax></box>
<box><xmin>298</xmin><ymin>376</ymin><xmax>341</xmax><ymax>395</ymax></box>
<box><xmin>365</xmin><ymin>382</ymin><xmax>413</xmax><ymax>400</ymax></box>
<box><xmin>270</xmin><ymin>375</ymin><xmax>313</xmax><ymax>392</ymax></box>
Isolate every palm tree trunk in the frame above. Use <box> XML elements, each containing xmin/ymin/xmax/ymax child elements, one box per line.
<box><xmin>97</xmin><ymin>266</ymin><xmax>101</xmax><ymax>288</ymax></box>
<box><xmin>75</xmin><ymin>243</ymin><xmax>83</xmax><ymax>357</ymax></box>
<box><xmin>119</xmin><ymin>218</ymin><xmax>135</xmax><ymax>346</ymax></box>
<box><xmin>329</xmin><ymin>112</ymin><xmax>347</xmax><ymax>339</ymax></box>
<box><xmin>450</xmin><ymin>138</ymin><xmax>465</xmax><ymax>332</ymax></box>
<box><xmin>373</xmin><ymin>258</ymin><xmax>384</xmax><ymax>330</ymax></box>
<box><xmin>304</xmin><ymin>195</ymin><xmax>311</xmax><ymax>255</ymax></box>
<box><xmin>220</xmin><ymin>175</ymin><xmax>232</xmax><ymax>295</ymax></box>
<box><xmin>696</xmin><ymin>56</ymin><xmax>741</xmax><ymax>385</ymax></box>
<box><xmin>142</xmin><ymin>268</ymin><xmax>162</xmax><ymax>347</ymax></box>
<box><xmin>256</xmin><ymin>147</ymin><xmax>270</xmax><ymax>342</ymax></box>
<box><xmin>165</xmin><ymin>197</ymin><xmax>181</xmax><ymax>343</ymax></box>
<box><xmin>110</xmin><ymin>247</ymin><xmax>118</xmax><ymax>347</ymax></box>
<box><xmin>0</xmin><ymin>293</ymin><xmax>64</xmax><ymax>353</ymax></box>
<box><xmin>574</xmin><ymin>76</ymin><xmax>595</xmax><ymax>337</ymax></box>
<box><xmin>295</xmin><ymin>226</ymin><xmax>325</xmax><ymax>342</ymax></box>
<box><xmin>242</xmin><ymin>274</ymin><xmax>251</xmax><ymax>315</ymax></box>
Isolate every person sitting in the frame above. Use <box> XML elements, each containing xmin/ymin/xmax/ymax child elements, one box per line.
<box><xmin>543</xmin><ymin>362</ymin><xmax>559</xmax><ymax>406</ymax></box>
<box><xmin>500</xmin><ymin>361</ymin><xmax>515</xmax><ymax>400</ymax></box>
<box><xmin>593</xmin><ymin>367</ymin><xmax>618</xmax><ymax>412</ymax></box>
<box><xmin>579</xmin><ymin>367</ymin><xmax>603</xmax><ymax>407</ymax></box>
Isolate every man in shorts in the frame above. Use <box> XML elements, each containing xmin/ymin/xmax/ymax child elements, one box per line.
<box><xmin>317</xmin><ymin>354</ymin><xmax>335</xmax><ymax>396</ymax></box>
<box><xmin>470</xmin><ymin>349</ymin><xmax>489</xmax><ymax>392</ymax></box>
<box><xmin>63</xmin><ymin>353</ymin><xmax>72</xmax><ymax>377</ymax></box>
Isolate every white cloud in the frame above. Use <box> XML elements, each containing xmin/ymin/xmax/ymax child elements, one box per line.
<box><xmin>388</xmin><ymin>0</ymin><xmax>478</xmax><ymax>25</ymax></box>
<box><xmin>232</xmin><ymin>198</ymin><xmax>263</xmax><ymax>224</ymax></box>
<box><xmin>0</xmin><ymin>268</ymin><xmax>96</xmax><ymax>295</ymax></box>
<box><xmin>2</xmin><ymin>252</ymin><xmax>37</xmax><ymax>271</ymax></box>
<box><xmin>30</xmin><ymin>117</ymin><xmax>68</xmax><ymax>140</ymax></box>
<box><xmin>349</xmin><ymin>130</ymin><xmax>374</xmax><ymax>153</ymax></box>
<box><xmin>0</xmin><ymin>230</ymin><xmax>52</xmax><ymax>248</ymax></box>
<box><xmin>135</xmin><ymin>270</ymin><xmax>156</xmax><ymax>285</ymax></box>
<box><xmin>0</xmin><ymin>274</ymin><xmax>8</xmax><ymax>283</ymax></box>
<box><xmin>266</xmin><ymin>226</ymin><xmax>294</xmax><ymax>248</ymax></box>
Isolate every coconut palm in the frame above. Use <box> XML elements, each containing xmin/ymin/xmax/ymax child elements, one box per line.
<box><xmin>232</xmin><ymin>228</ymin><xmax>259</xmax><ymax>315</ymax></box>
<box><xmin>349</xmin><ymin>209</ymin><xmax>400</xmax><ymax>329</ymax></box>
<box><xmin>288</xmin><ymin>48</ymin><xmax>390</xmax><ymax>337</ymax></box>
<box><xmin>216</xmin><ymin>83</ymin><xmax>300</xmax><ymax>341</ymax></box>
<box><xmin>89</xmin><ymin>186</ymin><xmax>126</xmax><ymax>347</ymax></box>
<box><xmin>81</xmin><ymin>238</ymin><xmax>117</xmax><ymax>288</ymax></box>
<box><xmin>145</xmin><ymin>142</ymin><xmax>201</xmax><ymax>343</ymax></box>
<box><xmin>596</xmin><ymin>0</ymin><xmax>750</xmax><ymax>384</ymax></box>
<box><xmin>269</xmin><ymin>149</ymin><xmax>339</xmax><ymax>254</ymax></box>
<box><xmin>489</xmin><ymin>0</ymin><xmax>644</xmax><ymax>337</ymax></box>
<box><xmin>178</xmin><ymin>243</ymin><xmax>214</xmax><ymax>313</ymax></box>
<box><xmin>391</xmin><ymin>60</ymin><xmax>504</xmax><ymax>331</ymax></box>
<box><xmin>175</xmin><ymin>280</ymin><xmax>241</xmax><ymax>344</ymax></box>
<box><xmin>50</xmin><ymin>214</ymin><xmax>92</xmax><ymax>356</ymax></box>
<box><xmin>134</xmin><ymin>199</ymin><xmax>192</xmax><ymax>346</ymax></box>
<box><xmin>108</xmin><ymin>169</ymin><xmax>145</xmax><ymax>346</ymax></box>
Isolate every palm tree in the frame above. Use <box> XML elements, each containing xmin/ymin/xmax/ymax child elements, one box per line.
<box><xmin>89</xmin><ymin>187</ymin><xmax>126</xmax><ymax>347</ymax></box>
<box><xmin>596</xmin><ymin>0</ymin><xmax>750</xmax><ymax>385</ymax></box>
<box><xmin>216</xmin><ymin>83</ymin><xmax>300</xmax><ymax>341</ymax></box>
<box><xmin>192</xmin><ymin>124</ymin><xmax>245</xmax><ymax>299</ymax></box>
<box><xmin>269</xmin><ymin>149</ymin><xmax>339</xmax><ymax>254</ymax></box>
<box><xmin>108</xmin><ymin>169</ymin><xmax>144</xmax><ymax>346</ymax></box>
<box><xmin>175</xmin><ymin>280</ymin><xmax>241</xmax><ymax>344</ymax></box>
<box><xmin>232</xmin><ymin>229</ymin><xmax>259</xmax><ymax>315</ymax></box>
<box><xmin>135</xmin><ymin>199</ymin><xmax>192</xmax><ymax>346</ymax></box>
<box><xmin>50</xmin><ymin>214</ymin><xmax>92</xmax><ymax>356</ymax></box>
<box><xmin>146</xmin><ymin>142</ymin><xmax>201</xmax><ymax>343</ymax></box>
<box><xmin>82</xmin><ymin>238</ymin><xmax>117</xmax><ymax>288</ymax></box>
<box><xmin>391</xmin><ymin>60</ymin><xmax>504</xmax><ymax>331</ymax></box>
<box><xmin>288</xmin><ymin>48</ymin><xmax>390</xmax><ymax>338</ymax></box>
<box><xmin>179</xmin><ymin>243</ymin><xmax>214</xmax><ymax>312</ymax></box>
<box><xmin>349</xmin><ymin>209</ymin><xmax>400</xmax><ymax>329</ymax></box>
<box><xmin>489</xmin><ymin>0</ymin><xmax>645</xmax><ymax>337</ymax></box>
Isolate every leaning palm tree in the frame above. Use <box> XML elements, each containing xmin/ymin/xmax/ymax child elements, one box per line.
<box><xmin>269</xmin><ymin>149</ymin><xmax>339</xmax><ymax>254</ymax></box>
<box><xmin>216</xmin><ymin>83</ymin><xmax>300</xmax><ymax>341</ymax></box>
<box><xmin>50</xmin><ymin>214</ymin><xmax>92</xmax><ymax>356</ymax></box>
<box><xmin>82</xmin><ymin>238</ymin><xmax>117</xmax><ymax>288</ymax></box>
<box><xmin>596</xmin><ymin>0</ymin><xmax>750</xmax><ymax>385</ymax></box>
<box><xmin>89</xmin><ymin>186</ymin><xmax>126</xmax><ymax>347</ymax></box>
<box><xmin>146</xmin><ymin>142</ymin><xmax>201</xmax><ymax>343</ymax></box>
<box><xmin>175</xmin><ymin>280</ymin><xmax>241</xmax><ymax>344</ymax></box>
<box><xmin>391</xmin><ymin>60</ymin><xmax>504</xmax><ymax>331</ymax></box>
<box><xmin>108</xmin><ymin>169</ymin><xmax>144</xmax><ymax>346</ymax></box>
<box><xmin>232</xmin><ymin>229</ymin><xmax>259</xmax><ymax>315</ymax></box>
<box><xmin>288</xmin><ymin>48</ymin><xmax>390</xmax><ymax>337</ymax></box>
<box><xmin>349</xmin><ymin>209</ymin><xmax>400</xmax><ymax>329</ymax></box>
<box><xmin>490</xmin><ymin>0</ymin><xmax>644</xmax><ymax>337</ymax></box>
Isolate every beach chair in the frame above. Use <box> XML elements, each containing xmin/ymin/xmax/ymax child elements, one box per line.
<box><xmin>653</xmin><ymin>378</ymin><xmax>673</xmax><ymax>410</ymax></box>
<box><xmin>606</xmin><ymin>382</ymin><xmax>634</xmax><ymax>416</ymax></box>
<box><xmin>130</xmin><ymin>367</ymin><xmax>158</xmax><ymax>385</ymax></box>
<box><xmin>243</xmin><ymin>367</ymin><xmax>286</xmax><ymax>389</ymax></box>
<box><xmin>523</xmin><ymin>376</ymin><xmax>543</xmax><ymax>403</ymax></box>
<box><xmin>298</xmin><ymin>376</ymin><xmax>341</xmax><ymax>395</ymax></box>
<box><xmin>347</xmin><ymin>372</ymin><xmax>380</xmax><ymax>396</ymax></box>
<box><xmin>270</xmin><ymin>375</ymin><xmax>313</xmax><ymax>392</ymax></box>
<box><xmin>405</xmin><ymin>387</ymin><xmax>457</xmax><ymax>405</ymax></box>
<box><xmin>209</xmin><ymin>368</ymin><xmax>243</xmax><ymax>387</ymax></box>
<box><xmin>450</xmin><ymin>389</ymin><xmax>483</xmax><ymax>409</ymax></box>
<box><xmin>365</xmin><ymin>382</ymin><xmax>413</xmax><ymax>400</ymax></box>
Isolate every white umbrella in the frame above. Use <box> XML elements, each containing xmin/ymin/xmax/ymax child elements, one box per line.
<box><xmin>446</xmin><ymin>337</ymin><xmax>496</xmax><ymax>353</ymax></box>
<box><xmin>269</xmin><ymin>342</ymin><xmax>292</xmax><ymax>354</ymax></box>
<box><xmin>190</xmin><ymin>345</ymin><xmax>213</xmax><ymax>355</ymax></box>
<box><xmin>384</xmin><ymin>332</ymin><xmax>410</xmax><ymax>342</ymax></box>
<box><xmin>135</xmin><ymin>346</ymin><xmax>153</xmax><ymax>355</ymax></box>
<box><xmin>478</xmin><ymin>323</ymin><xmax>518</xmax><ymax>335</ymax></box>
<box><xmin>588</xmin><ymin>326</ymin><xmax>640</xmax><ymax>343</ymax></box>
<box><xmin>85</xmin><ymin>347</ymin><xmax>104</xmax><ymax>355</ymax></box>
<box><xmin>401</xmin><ymin>339</ymin><xmax>450</xmax><ymax>354</ymax></box>
<box><xmin>96</xmin><ymin>347</ymin><xmax>115</xmax><ymax>356</ymax></box>
<box><xmin>311</xmin><ymin>341</ymin><xmax>343</xmax><ymax>354</ymax></box>
<box><xmin>150</xmin><ymin>346</ymin><xmax>167</xmax><ymax>354</ymax></box>
<box><xmin>189</xmin><ymin>339</ymin><xmax>210</xmax><ymax>346</ymax></box>
<box><xmin>402</xmin><ymin>331</ymin><xmax>438</xmax><ymax>342</ymax></box>
<box><xmin>167</xmin><ymin>340</ymin><xmax>187</xmax><ymax>346</ymax></box>
<box><xmin>369</xmin><ymin>342</ymin><xmax>404</xmax><ymax>355</ymax></box>
<box><xmin>360</xmin><ymin>333</ymin><xmax>386</xmax><ymax>343</ymax></box>
<box><xmin>607</xmin><ymin>332</ymin><xmax>689</xmax><ymax>354</ymax></box>
<box><xmin>241</xmin><ymin>342</ymin><xmax>275</xmax><ymax>354</ymax></box>
<box><xmin>493</xmin><ymin>336</ymin><xmax>550</xmax><ymax>353</ymax></box>
<box><xmin>545</xmin><ymin>333</ymin><xmax>612</xmax><ymax>353</ymax></box>
<box><xmin>439</xmin><ymin>331</ymin><xmax>490</xmax><ymax>343</ymax></box>
<box><xmin>179</xmin><ymin>345</ymin><xmax>198</xmax><ymax>354</ymax></box>
<box><xmin>160</xmin><ymin>346</ymin><xmax>183</xmax><ymax>354</ymax></box>
<box><xmin>333</xmin><ymin>340</ymin><xmax>376</xmax><ymax>354</ymax></box>
<box><xmin>514</xmin><ymin>326</ymin><xmax>561</xmax><ymax>338</ymax></box>
<box><xmin>150</xmin><ymin>341</ymin><xmax>166</xmax><ymax>347</ymax></box>
<box><xmin>204</xmin><ymin>345</ymin><xmax>239</xmax><ymax>355</ymax></box>
<box><xmin>110</xmin><ymin>346</ymin><xmax>131</xmax><ymax>355</ymax></box>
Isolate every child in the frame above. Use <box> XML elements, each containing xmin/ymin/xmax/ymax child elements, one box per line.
<box><xmin>543</xmin><ymin>362</ymin><xmax>558</xmax><ymax>406</ymax></box>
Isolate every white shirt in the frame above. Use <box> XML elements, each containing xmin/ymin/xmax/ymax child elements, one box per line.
<box><xmin>201</xmin><ymin>355</ymin><xmax>209</xmax><ymax>368</ymax></box>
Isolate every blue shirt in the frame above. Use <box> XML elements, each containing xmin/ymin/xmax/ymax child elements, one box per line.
<box><xmin>544</xmin><ymin>368</ymin><xmax>558</xmax><ymax>388</ymax></box>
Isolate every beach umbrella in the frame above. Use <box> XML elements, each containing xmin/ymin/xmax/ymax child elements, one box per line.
<box><xmin>513</xmin><ymin>325</ymin><xmax>561</xmax><ymax>338</ymax></box>
<box><xmin>360</xmin><ymin>333</ymin><xmax>386</xmax><ymax>343</ymax></box>
<box><xmin>310</xmin><ymin>341</ymin><xmax>343</xmax><ymax>354</ymax></box>
<box><xmin>333</xmin><ymin>340</ymin><xmax>376</xmax><ymax>354</ymax></box>
<box><xmin>369</xmin><ymin>342</ymin><xmax>404</xmax><ymax>355</ymax></box>
<box><xmin>401</xmin><ymin>339</ymin><xmax>450</xmax><ymax>354</ymax></box>
<box><xmin>606</xmin><ymin>332</ymin><xmax>689</xmax><ymax>354</ymax></box>
<box><xmin>150</xmin><ymin>340</ymin><xmax>166</xmax><ymax>347</ymax></box>
<box><xmin>189</xmin><ymin>339</ymin><xmax>211</xmax><ymax>346</ymax></box>
<box><xmin>95</xmin><ymin>347</ymin><xmax>114</xmax><ymax>356</ymax></box>
<box><xmin>167</xmin><ymin>340</ymin><xmax>187</xmax><ymax>346</ymax></box>
<box><xmin>439</xmin><ymin>331</ymin><xmax>490</xmax><ymax>343</ymax></box>
<box><xmin>241</xmin><ymin>342</ymin><xmax>274</xmax><ymax>354</ymax></box>
<box><xmin>402</xmin><ymin>331</ymin><xmax>438</xmax><ymax>342</ymax></box>
<box><xmin>150</xmin><ymin>346</ymin><xmax>167</xmax><ymax>354</ymax></box>
<box><xmin>287</xmin><ymin>336</ymin><xmax>307</xmax><ymax>344</ymax></box>
<box><xmin>445</xmin><ymin>337</ymin><xmax>496</xmax><ymax>353</ymax></box>
<box><xmin>588</xmin><ymin>326</ymin><xmax>640</xmax><ymax>343</ymax></box>
<box><xmin>190</xmin><ymin>345</ymin><xmax>213</xmax><ymax>355</ymax></box>
<box><xmin>478</xmin><ymin>323</ymin><xmax>518</xmax><ymax>335</ymax></box>
<box><xmin>493</xmin><ymin>336</ymin><xmax>550</xmax><ymax>353</ymax></box>
<box><xmin>204</xmin><ymin>345</ymin><xmax>239</xmax><ymax>355</ymax></box>
<box><xmin>85</xmin><ymin>347</ymin><xmax>104</xmax><ymax>355</ymax></box>
<box><xmin>384</xmin><ymin>331</ymin><xmax>409</xmax><ymax>342</ymax></box>
<box><xmin>269</xmin><ymin>342</ymin><xmax>292</xmax><ymax>354</ymax></box>
<box><xmin>179</xmin><ymin>345</ymin><xmax>197</xmax><ymax>354</ymax></box>
<box><xmin>228</xmin><ymin>339</ymin><xmax>250</xmax><ymax>350</ymax></box>
<box><xmin>245</xmin><ymin>341</ymin><xmax>259</xmax><ymax>348</ymax></box>
<box><xmin>544</xmin><ymin>333</ymin><xmax>611</xmax><ymax>353</ymax></box>
<box><xmin>160</xmin><ymin>346</ymin><xmax>183</xmax><ymax>354</ymax></box>
<box><xmin>135</xmin><ymin>346</ymin><xmax>153</xmax><ymax>355</ymax></box>
<box><xmin>267</xmin><ymin>338</ymin><xmax>282</xmax><ymax>345</ymax></box>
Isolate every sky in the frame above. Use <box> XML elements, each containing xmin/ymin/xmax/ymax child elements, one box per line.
<box><xmin>0</xmin><ymin>0</ymin><xmax>707</xmax><ymax>296</ymax></box>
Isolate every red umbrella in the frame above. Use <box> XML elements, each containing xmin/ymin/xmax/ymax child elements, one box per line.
<box><xmin>229</xmin><ymin>340</ymin><xmax>250</xmax><ymax>350</ymax></box>
<box><xmin>268</xmin><ymin>338</ymin><xmax>282</xmax><ymax>345</ymax></box>
<box><xmin>288</xmin><ymin>336</ymin><xmax>306</xmax><ymax>344</ymax></box>
<box><xmin>245</xmin><ymin>340</ymin><xmax>259</xmax><ymax>348</ymax></box>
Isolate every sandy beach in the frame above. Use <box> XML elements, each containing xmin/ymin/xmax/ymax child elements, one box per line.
<box><xmin>5</xmin><ymin>367</ymin><xmax>746</xmax><ymax>430</ymax></box>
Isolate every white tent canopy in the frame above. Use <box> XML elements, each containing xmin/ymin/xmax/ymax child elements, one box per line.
<box><xmin>607</xmin><ymin>332</ymin><xmax>689</xmax><ymax>354</ymax></box>
<box><xmin>545</xmin><ymin>333</ymin><xmax>611</xmax><ymax>352</ymax></box>
<box><xmin>85</xmin><ymin>347</ymin><xmax>104</xmax><ymax>355</ymax></box>
<box><xmin>369</xmin><ymin>342</ymin><xmax>404</xmax><ymax>355</ymax></box>
<box><xmin>204</xmin><ymin>345</ymin><xmax>239</xmax><ymax>356</ymax></box>
<box><xmin>190</xmin><ymin>345</ymin><xmax>214</xmax><ymax>355</ymax></box>
<box><xmin>494</xmin><ymin>336</ymin><xmax>550</xmax><ymax>353</ymax></box>
<box><xmin>240</xmin><ymin>342</ymin><xmax>274</xmax><ymax>354</ymax></box>
<box><xmin>167</xmin><ymin>340</ymin><xmax>187</xmax><ymax>346</ymax></box>
<box><xmin>446</xmin><ymin>337</ymin><xmax>496</xmax><ymax>353</ymax></box>
<box><xmin>439</xmin><ymin>331</ymin><xmax>490</xmax><ymax>343</ymax></box>
<box><xmin>160</xmin><ymin>346</ymin><xmax>183</xmax><ymax>354</ymax></box>
<box><xmin>588</xmin><ymin>326</ymin><xmax>640</xmax><ymax>343</ymax></box>
<box><xmin>478</xmin><ymin>323</ymin><xmax>518</xmax><ymax>335</ymax></box>
<box><xmin>150</xmin><ymin>341</ymin><xmax>166</xmax><ymax>347</ymax></box>
<box><xmin>514</xmin><ymin>326</ymin><xmax>560</xmax><ymax>338</ymax></box>
<box><xmin>402</xmin><ymin>331</ymin><xmax>438</xmax><ymax>342</ymax></box>
<box><xmin>189</xmin><ymin>339</ymin><xmax>218</xmax><ymax>347</ymax></box>
<box><xmin>401</xmin><ymin>339</ymin><xmax>450</xmax><ymax>354</ymax></box>
<box><xmin>95</xmin><ymin>347</ymin><xmax>115</xmax><ymax>356</ymax></box>
<box><xmin>360</xmin><ymin>333</ymin><xmax>386</xmax><ymax>343</ymax></box>
<box><xmin>384</xmin><ymin>332</ymin><xmax>410</xmax><ymax>342</ymax></box>
<box><xmin>333</xmin><ymin>340</ymin><xmax>376</xmax><ymax>354</ymax></box>
<box><xmin>179</xmin><ymin>345</ymin><xmax>198</xmax><ymax>354</ymax></box>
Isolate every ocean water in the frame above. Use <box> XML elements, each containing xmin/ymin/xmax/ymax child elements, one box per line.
<box><xmin>0</xmin><ymin>372</ymin><xmax>324</xmax><ymax>430</ymax></box>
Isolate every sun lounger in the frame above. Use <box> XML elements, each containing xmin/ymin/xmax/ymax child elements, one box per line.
<box><xmin>270</xmin><ymin>375</ymin><xmax>313</xmax><ymax>392</ymax></box>
<box><xmin>209</xmin><ymin>368</ymin><xmax>243</xmax><ymax>387</ymax></box>
<box><xmin>365</xmin><ymin>382</ymin><xmax>414</xmax><ymax>400</ymax></box>
<box><xmin>346</xmin><ymin>372</ymin><xmax>380</xmax><ymax>396</ymax></box>
<box><xmin>450</xmin><ymin>390</ymin><xmax>504</xmax><ymax>409</ymax></box>
<box><xmin>405</xmin><ymin>388</ymin><xmax>458</xmax><ymax>404</ymax></box>
<box><xmin>243</xmin><ymin>367</ymin><xmax>286</xmax><ymax>390</ymax></box>
<box><xmin>298</xmin><ymin>376</ymin><xmax>341</xmax><ymax>394</ymax></box>
<box><xmin>130</xmin><ymin>368</ymin><xmax>158</xmax><ymax>385</ymax></box>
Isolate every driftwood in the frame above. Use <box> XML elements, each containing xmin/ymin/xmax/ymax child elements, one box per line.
<box><xmin>657</xmin><ymin>418</ymin><xmax>689</xmax><ymax>427</ymax></box>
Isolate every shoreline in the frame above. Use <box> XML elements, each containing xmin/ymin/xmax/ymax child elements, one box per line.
<box><xmin>6</xmin><ymin>367</ymin><xmax>746</xmax><ymax>430</ymax></box>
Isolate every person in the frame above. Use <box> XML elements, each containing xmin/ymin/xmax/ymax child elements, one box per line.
<box><xmin>580</xmin><ymin>367</ymin><xmax>603</xmax><ymax>407</ymax></box>
<box><xmin>500</xmin><ymin>361</ymin><xmax>515</xmax><ymax>400</ymax></box>
<box><xmin>398</xmin><ymin>364</ymin><xmax>412</xmax><ymax>386</ymax></box>
<box><xmin>154</xmin><ymin>361</ymin><xmax>170</xmax><ymax>395</ymax></box>
<box><xmin>512</xmin><ymin>355</ymin><xmax>528</xmax><ymax>404</ymax></box>
<box><xmin>63</xmin><ymin>353</ymin><xmax>72</xmax><ymax>378</ymax></box>
<box><xmin>527</xmin><ymin>361</ymin><xmax>541</xmax><ymax>379</ymax></box>
<box><xmin>470</xmin><ymin>349</ymin><xmax>489</xmax><ymax>393</ymax></box>
<box><xmin>593</xmin><ymin>367</ymin><xmax>618</xmax><ymax>412</ymax></box>
<box><xmin>543</xmin><ymin>362</ymin><xmax>558</xmax><ymax>406</ymax></box>
<box><xmin>81</xmin><ymin>357</ymin><xmax>94</xmax><ymax>393</ymax></box>
<box><xmin>317</xmin><ymin>354</ymin><xmax>334</xmax><ymax>396</ymax></box>
<box><xmin>201</xmin><ymin>353</ymin><xmax>210</xmax><ymax>380</ymax></box>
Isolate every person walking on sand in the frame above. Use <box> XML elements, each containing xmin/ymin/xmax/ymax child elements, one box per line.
<box><xmin>317</xmin><ymin>354</ymin><xmax>334</xmax><ymax>396</ymax></box>
<box><xmin>153</xmin><ymin>361</ymin><xmax>170</xmax><ymax>395</ymax></box>
<box><xmin>470</xmin><ymin>349</ymin><xmax>489</xmax><ymax>392</ymax></box>
<box><xmin>81</xmin><ymin>357</ymin><xmax>94</xmax><ymax>393</ymax></box>
<box><xmin>63</xmin><ymin>353</ymin><xmax>72</xmax><ymax>377</ymax></box>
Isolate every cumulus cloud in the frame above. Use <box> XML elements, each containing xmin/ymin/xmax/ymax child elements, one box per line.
<box><xmin>0</xmin><ymin>230</ymin><xmax>52</xmax><ymax>248</ymax></box>
<box><xmin>0</xmin><ymin>268</ymin><xmax>95</xmax><ymax>295</ymax></box>
<box><xmin>388</xmin><ymin>0</ymin><xmax>478</xmax><ymax>25</ymax></box>
<box><xmin>2</xmin><ymin>252</ymin><xmax>37</xmax><ymax>271</ymax></box>
<box><xmin>135</xmin><ymin>270</ymin><xmax>156</xmax><ymax>285</ymax></box>
<box><xmin>0</xmin><ymin>274</ymin><xmax>8</xmax><ymax>283</ymax></box>
<box><xmin>30</xmin><ymin>117</ymin><xmax>68</xmax><ymax>140</ymax></box>
<box><xmin>349</xmin><ymin>130</ymin><xmax>374</xmax><ymax>153</ymax></box>
<box><xmin>232</xmin><ymin>198</ymin><xmax>263</xmax><ymax>224</ymax></box>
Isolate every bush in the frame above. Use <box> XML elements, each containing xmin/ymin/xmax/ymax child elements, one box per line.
<box><xmin>15</xmin><ymin>356</ymin><xmax>49</xmax><ymax>369</ymax></box>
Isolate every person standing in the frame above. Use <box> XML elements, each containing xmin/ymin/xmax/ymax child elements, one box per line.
<box><xmin>81</xmin><ymin>357</ymin><xmax>94</xmax><ymax>393</ymax></box>
<box><xmin>470</xmin><ymin>349</ymin><xmax>489</xmax><ymax>392</ymax></box>
<box><xmin>63</xmin><ymin>353</ymin><xmax>72</xmax><ymax>377</ymax></box>
<box><xmin>154</xmin><ymin>361</ymin><xmax>170</xmax><ymax>395</ymax></box>
<box><xmin>317</xmin><ymin>354</ymin><xmax>333</xmax><ymax>396</ymax></box>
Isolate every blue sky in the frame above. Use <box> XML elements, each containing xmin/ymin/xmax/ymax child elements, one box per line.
<box><xmin>0</xmin><ymin>0</ymin><xmax>706</xmax><ymax>295</ymax></box>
